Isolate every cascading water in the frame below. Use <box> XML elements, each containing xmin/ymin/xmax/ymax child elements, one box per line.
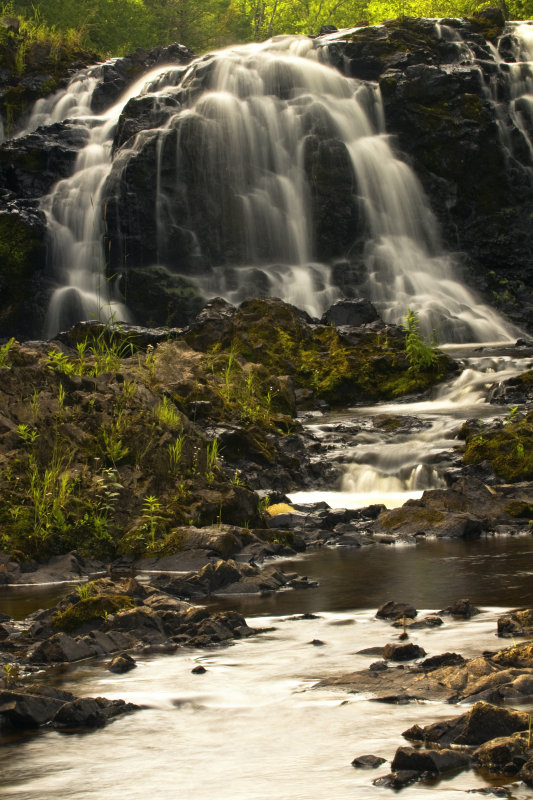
<box><xmin>501</xmin><ymin>21</ymin><xmax>533</xmax><ymax>164</ymax></box>
<box><xmin>31</xmin><ymin>32</ymin><xmax>521</xmax><ymax>341</ymax></box>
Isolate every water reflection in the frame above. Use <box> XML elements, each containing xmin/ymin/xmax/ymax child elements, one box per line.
<box><xmin>208</xmin><ymin>535</ymin><xmax>533</xmax><ymax>617</ymax></box>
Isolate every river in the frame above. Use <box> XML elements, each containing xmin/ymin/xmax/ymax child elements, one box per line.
<box><xmin>1</xmin><ymin>345</ymin><xmax>533</xmax><ymax>799</ymax></box>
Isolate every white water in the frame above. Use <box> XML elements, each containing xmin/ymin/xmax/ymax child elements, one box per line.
<box><xmin>23</xmin><ymin>33</ymin><xmax>519</xmax><ymax>340</ymax></box>
<box><xmin>2</xmin><ymin>606</ymin><xmax>531</xmax><ymax>800</ymax></box>
<box><xmin>291</xmin><ymin>349</ymin><xmax>533</xmax><ymax>511</ymax></box>
<box><xmin>503</xmin><ymin>21</ymin><xmax>533</xmax><ymax>163</ymax></box>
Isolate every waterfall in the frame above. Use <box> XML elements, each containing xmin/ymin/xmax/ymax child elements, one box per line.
<box><xmin>30</xmin><ymin>33</ymin><xmax>520</xmax><ymax>341</ymax></box>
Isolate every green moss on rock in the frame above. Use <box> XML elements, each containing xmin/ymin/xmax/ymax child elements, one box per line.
<box><xmin>52</xmin><ymin>594</ymin><xmax>134</xmax><ymax>632</ymax></box>
<box><xmin>463</xmin><ymin>411</ymin><xmax>533</xmax><ymax>482</ymax></box>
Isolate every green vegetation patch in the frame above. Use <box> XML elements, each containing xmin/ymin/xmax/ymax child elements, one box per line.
<box><xmin>52</xmin><ymin>594</ymin><xmax>134</xmax><ymax>632</ymax></box>
<box><xmin>463</xmin><ymin>411</ymin><xmax>533</xmax><ymax>482</ymax></box>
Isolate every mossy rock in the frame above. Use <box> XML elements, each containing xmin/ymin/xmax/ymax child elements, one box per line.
<box><xmin>378</xmin><ymin>506</ymin><xmax>445</xmax><ymax>531</ymax></box>
<box><xmin>0</xmin><ymin>210</ymin><xmax>46</xmax><ymax>338</ymax></box>
<box><xmin>463</xmin><ymin>411</ymin><xmax>533</xmax><ymax>482</ymax></box>
<box><xmin>52</xmin><ymin>594</ymin><xmax>135</xmax><ymax>632</ymax></box>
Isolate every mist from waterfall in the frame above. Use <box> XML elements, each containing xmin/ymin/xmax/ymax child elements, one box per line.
<box><xmin>30</xmin><ymin>30</ymin><xmax>523</xmax><ymax>342</ymax></box>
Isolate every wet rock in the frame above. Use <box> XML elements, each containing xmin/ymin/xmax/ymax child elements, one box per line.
<box><xmin>417</xmin><ymin>652</ymin><xmax>466</xmax><ymax>671</ymax></box>
<box><xmin>321</xmin><ymin>298</ymin><xmax>380</xmax><ymax>327</ymax></box>
<box><xmin>0</xmin><ymin>687</ymin><xmax>73</xmax><ymax>728</ymax></box>
<box><xmin>473</xmin><ymin>734</ymin><xmax>530</xmax><ymax>774</ymax></box>
<box><xmin>413</xmin><ymin>702</ymin><xmax>530</xmax><ymax>747</ymax></box>
<box><xmin>373</xmin><ymin>770</ymin><xmax>420</xmax><ymax>789</ymax></box>
<box><xmin>382</xmin><ymin>642</ymin><xmax>426</xmax><ymax>661</ymax></box>
<box><xmin>191</xmin><ymin>665</ymin><xmax>207</xmax><ymax>674</ymax></box>
<box><xmin>351</xmin><ymin>754</ymin><xmax>386</xmax><ymax>769</ymax></box>
<box><xmin>27</xmin><ymin>632</ymin><xmax>95</xmax><ymax>664</ymax></box>
<box><xmin>392</xmin><ymin>614</ymin><xmax>443</xmax><ymax>630</ymax></box>
<box><xmin>497</xmin><ymin>608</ymin><xmax>533</xmax><ymax>638</ymax></box>
<box><xmin>520</xmin><ymin>756</ymin><xmax>533</xmax><ymax>787</ymax></box>
<box><xmin>491</xmin><ymin>642</ymin><xmax>533</xmax><ymax>669</ymax></box>
<box><xmin>108</xmin><ymin>653</ymin><xmax>137</xmax><ymax>674</ymax></box>
<box><xmin>52</xmin><ymin>697</ymin><xmax>107</xmax><ymax>728</ymax></box>
<box><xmin>391</xmin><ymin>745</ymin><xmax>470</xmax><ymax>775</ymax></box>
<box><xmin>376</xmin><ymin>601</ymin><xmax>417</xmax><ymax>620</ymax></box>
<box><xmin>440</xmin><ymin>599</ymin><xmax>482</xmax><ymax>618</ymax></box>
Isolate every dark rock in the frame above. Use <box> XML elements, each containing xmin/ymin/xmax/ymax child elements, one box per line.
<box><xmin>497</xmin><ymin>608</ymin><xmax>533</xmax><ymax>638</ymax></box>
<box><xmin>454</xmin><ymin>702</ymin><xmax>530</xmax><ymax>746</ymax></box>
<box><xmin>0</xmin><ymin>688</ymin><xmax>72</xmax><ymax>728</ymax></box>
<box><xmin>321</xmin><ymin>298</ymin><xmax>380</xmax><ymax>327</ymax></box>
<box><xmin>441</xmin><ymin>599</ymin><xmax>482</xmax><ymax>618</ymax></box>
<box><xmin>373</xmin><ymin>770</ymin><xmax>420</xmax><ymax>789</ymax></box>
<box><xmin>473</xmin><ymin>735</ymin><xmax>529</xmax><ymax>773</ymax></box>
<box><xmin>376</xmin><ymin>601</ymin><xmax>417</xmax><ymax>620</ymax></box>
<box><xmin>351</xmin><ymin>754</ymin><xmax>386</xmax><ymax>769</ymax></box>
<box><xmin>108</xmin><ymin>653</ymin><xmax>137</xmax><ymax>674</ymax></box>
<box><xmin>520</xmin><ymin>757</ymin><xmax>533</xmax><ymax>787</ymax></box>
<box><xmin>52</xmin><ymin>697</ymin><xmax>106</xmax><ymax>728</ymax></box>
<box><xmin>191</xmin><ymin>665</ymin><xmax>207</xmax><ymax>674</ymax></box>
<box><xmin>28</xmin><ymin>632</ymin><xmax>95</xmax><ymax>664</ymax></box>
<box><xmin>391</xmin><ymin>745</ymin><xmax>470</xmax><ymax>775</ymax></box>
<box><xmin>382</xmin><ymin>642</ymin><xmax>426</xmax><ymax>661</ymax></box>
<box><xmin>418</xmin><ymin>652</ymin><xmax>466</xmax><ymax>671</ymax></box>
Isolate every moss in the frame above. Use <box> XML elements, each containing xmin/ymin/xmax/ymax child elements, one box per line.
<box><xmin>379</xmin><ymin>507</ymin><xmax>445</xmax><ymax>531</ymax></box>
<box><xmin>52</xmin><ymin>594</ymin><xmax>134</xmax><ymax>632</ymax></box>
<box><xmin>0</xmin><ymin>211</ymin><xmax>44</xmax><ymax>336</ymax></box>
<box><xmin>463</xmin><ymin>411</ymin><xmax>533</xmax><ymax>482</ymax></box>
<box><xmin>504</xmin><ymin>501</ymin><xmax>533</xmax><ymax>518</ymax></box>
<box><xmin>188</xmin><ymin>299</ymin><xmax>453</xmax><ymax>411</ymax></box>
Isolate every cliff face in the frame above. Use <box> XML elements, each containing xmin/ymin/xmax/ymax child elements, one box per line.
<box><xmin>0</xmin><ymin>11</ymin><xmax>532</xmax><ymax>340</ymax></box>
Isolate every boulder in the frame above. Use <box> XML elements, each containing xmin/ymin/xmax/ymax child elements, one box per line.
<box><xmin>52</xmin><ymin>698</ymin><xmax>106</xmax><ymax>728</ymax></box>
<box><xmin>473</xmin><ymin>735</ymin><xmax>530</xmax><ymax>774</ymax></box>
<box><xmin>376</xmin><ymin>601</ymin><xmax>417</xmax><ymax>620</ymax></box>
<box><xmin>351</xmin><ymin>754</ymin><xmax>386</xmax><ymax>769</ymax></box>
<box><xmin>391</xmin><ymin>745</ymin><xmax>470</xmax><ymax>775</ymax></box>
<box><xmin>108</xmin><ymin>653</ymin><xmax>137</xmax><ymax>674</ymax></box>
<box><xmin>27</xmin><ymin>632</ymin><xmax>94</xmax><ymax>664</ymax></box>
<box><xmin>322</xmin><ymin>299</ymin><xmax>380</xmax><ymax>327</ymax></box>
<box><xmin>0</xmin><ymin>688</ymin><xmax>72</xmax><ymax>728</ymax></box>
<box><xmin>382</xmin><ymin>642</ymin><xmax>426</xmax><ymax>661</ymax></box>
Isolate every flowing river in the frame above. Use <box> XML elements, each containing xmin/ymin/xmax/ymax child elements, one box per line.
<box><xmin>1</xmin><ymin>344</ymin><xmax>533</xmax><ymax>799</ymax></box>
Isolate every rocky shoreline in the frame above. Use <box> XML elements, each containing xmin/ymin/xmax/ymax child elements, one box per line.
<box><xmin>319</xmin><ymin>600</ymin><xmax>533</xmax><ymax>793</ymax></box>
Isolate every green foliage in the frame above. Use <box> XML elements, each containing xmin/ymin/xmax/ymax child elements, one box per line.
<box><xmin>403</xmin><ymin>308</ymin><xmax>438</xmax><ymax>373</ymax></box>
<box><xmin>17</xmin><ymin>423</ymin><xmax>39</xmax><ymax>445</ymax></box>
<box><xmin>142</xmin><ymin>494</ymin><xmax>164</xmax><ymax>545</ymax></box>
<box><xmin>0</xmin><ymin>338</ymin><xmax>15</xmax><ymax>369</ymax></box>
<box><xmin>168</xmin><ymin>435</ymin><xmax>184</xmax><ymax>474</ymax></box>
<box><xmin>155</xmin><ymin>396</ymin><xmax>182</xmax><ymax>430</ymax></box>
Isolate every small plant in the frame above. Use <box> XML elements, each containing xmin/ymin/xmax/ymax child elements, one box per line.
<box><xmin>46</xmin><ymin>348</ymin><xmax>75</xmax><ymax>375</ymax></box>
<box><xmin>30</xmin><ymin>389</ymin><xmax>41</xmax><ymax>421</ymax></box>
<box><xmin>17</xmin><ymin>423</ymin><xmax>39</xmax><ymax>445</ymax></box>
<box><xmin>403</xmin><ymin>309</ymin><xmax>437</xmax><ymax>373</ymax></box>
<box><xmin>100</xmin><ymin>424</ymin><xmax>129</xmax><ymax>466</ymax></box>
<box><xmin>230</xmin><ymin>470</ymin><xmax>244</xmax><ymax>486</ymax></box>
<box><xmin>505</xmin><ymin>406</ymin><xmax>520</xmax><ymax>425</ymax></box>
<box><xmin>58</xmin><ymin>382</ymin><xmax>66</xmax><ymax>411</ymax></box>
<box><xmin>168</xmin><ymin>435</ymin><xmax>184</xmax><ymax>475</ymax></box>
<box><xmin>205</xmin><ymin>438</ymin><xmax>219</xmax><ymax>484</ymax></box>
<box><xmin>122</xmin><ymin>379</ymin><xmax>137</xmax><ymax>402</ymax></box>
<box><xmin>258</xmin><ymin>495</ymin><xmax>270</xmax><ymax>515</ymax></box>
<box><xmin>3</xmin><ymin>663</ymin><xmax>20</xmax><ymax>688</ymax></box>
<box><xmin>0</xmin><ymin>338</ymin><xmax>15</xmax><ymax>369</ymax></box>
<box><xmin>75</xmin><ymin>581</ymin><xmax>94</xmax><ymax>600</ymax></box>
<box><xmin>517</xmin><ymin>442</ymin><xmax>525</xmax><ymax>459</ymax></box>
<box><xmin>155</xmin><ymin>396</ymin><xmax>182</xmax><ymax>430</ymax></box>
<box><xmin>142</xmin><ymin>495</ymin><xmax>164</xmax><ymax>546</ymax></box>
